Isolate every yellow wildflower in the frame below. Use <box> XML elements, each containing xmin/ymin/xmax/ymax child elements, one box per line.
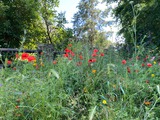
<box><xmin>151</xmin><ymin>74</ymin><xmax>155</xmax><ymax>77</ymax></box>
<box><xmin>92</xmin><ymin>69</ymin><xmax>96</xmax><ymax>74</ymax></box>
<box><xmin>102</xmin><ymin>100</ymin><xmax>107</xmax><ymax>105</ymax></box>
<box><xmin>153</xmin><ymin>61</ymin><xmax>156</xmax><ymax>64</ymax></box>
<box><xmin>33</xmin><ymin>63</ymin><xmax>37</xmax><ymax>67</ymax></box>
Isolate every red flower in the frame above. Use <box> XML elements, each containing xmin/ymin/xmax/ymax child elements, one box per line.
<box><xmin>53</xmin><ymin>60</ymin><xmax>57</xmax><ymax>64</ymax></box>
<box><xmin>64</xmin><ymin>48</ymin><xmax>71</xmax><ymax>53</ymax></box>
<box><xmin>15</xmin><ymin>106</ymin><xmax>19</xmax><ymax>109</ymax></box>
<box><xmin>93</xmin><ymin>49</ymin><xmax>98</xmax><ymax>53</ymax></box>
<box><xmin>63</xmin><ymin>53</ymin><xmax>69</xmax><ymax>58</ymax></box>
<box><xmin>7</xmin><ymin>60</ymin><xmax>12</xmax><ymax>65</ymax></box>
<box><xmin>92</xmin><ymin>53</ymin><xmax>97</xmax><ymax>57</ymax></box>
<box><xmin>21</xmin><ymin>53</ymin><xmax>29</xmax><ymax>60</ymax></box>
<box><xmin>122</xmin><ymin>60</ymin><xmax>126</xmax><ymax>65</ymax></box>
<box><xmin>13</xmin><ymin>67</ymin><xmax>16</xmax><ymax>70</ymax></box>
<box><xmin>70</xmin><ymin>51</ymin><xmax>75</xmax><ymax>57</ymax></box>
<box><xmin>100</xmin><ymin>53</ymin><xmax>104</xmax><ymax>56</ymax></box>
<box><xmin>142</xmin><ymin>63</ymin><xmax>145</xmax><ymax>67</ymax></box>
<box><xmin>147</xmin><ymin>63</ymin><xmax>152</xmax><ymax>67</ymax></box>
<box><xmin>79</xmin><ymin>55</ymin><xmax>83</xmax><ymax>60</ymax></box>
<box><xmin>127</xmin><ymin>67</ymin><xmax>131</xmax><ymax>73</ymax></box>
<box><xmin>68</xmin><ymin>44</ymin><xmax>72</xmax><ymax>47</ymax></box>
<box><xmin>15</xmin><ymin>53</ymin><xmax>19</xmax><ymax>59</ymax></box>
<box><xmin>27</xmin><ymin>56</ymin><xmax>36</xmax><ymax>62</ymax></box>
<box><xmin>88</xmin><ymin>58</ymin><xmax>96</xmax><ymax>63</ymax></box>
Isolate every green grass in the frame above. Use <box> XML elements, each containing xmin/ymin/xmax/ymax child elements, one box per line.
<box><xmin>0</xmin><ymin>43</ymin><xmax>159</xmax><ymax>120</ymax></box>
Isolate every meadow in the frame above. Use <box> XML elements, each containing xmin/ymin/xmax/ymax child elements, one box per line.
<box><xmin>0</xmin><ymin>43</ymin><xmax>159</xmax><ymax>120</ymax></box>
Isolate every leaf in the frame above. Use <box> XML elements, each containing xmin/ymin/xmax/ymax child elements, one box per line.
<box><xmin>49</xmin><ymin>69</ymin><xmax>60</xmax><ymax>79</ymax></box>
<box><xmin>89</xmin><ymin>106</ymin><xmax>97</xmax><ymax>120</ymax></box>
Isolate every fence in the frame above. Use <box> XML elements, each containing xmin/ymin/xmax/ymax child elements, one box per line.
<box><xmin>0</xmin><ymin>44</ymin><xmax>64</xmax><ymax>67</ymax></box>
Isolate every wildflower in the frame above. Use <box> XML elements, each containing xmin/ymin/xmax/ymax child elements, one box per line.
<box><xmin>153</xmin><ymin>61</ymin><xmax>156</xmax><ymax>64</ymax></box>
<box><xmin>0</xmin><ymin>84</ymin><xmax>2</xmax><ymax>87</ymax></box>
<box><xmin>150</xmin><ymin>56</ymin><xmax>155</xmax><ymax>61</ymax></box>
<box><xmin>144</xmin><ymin>101</ymin><xmax>151</xmax><ymax>105</ymax></box>
<box><xmin>68</xmin><ymin>44</ymin><xmax>72</xmax><ymax>47</ymax></box>
<box><xmin>93</xmin><ymin>49</ymin><xmax>98</xmax><ymax>53</ymax></box>
<box><xmin>92</xmin><ymin>53</ymin><xmax>97</xmax><ymax>57</ymax></box>
<box><xmin>63</xmin><ymin>53</ymin><xmax>69</xmax><ymax>58</ymax></box>
<box><xmin>142</xmin><ymin>63</ymin><xmax>145</xmax><ymax>67</ymax></box>
<box><xmin>40</xmin><ymin>62</ymin><xmax>44</xmax><ymax>66</ymax></box>
<box><xmin>79</xmin><ymin>55</ymin><xmax>83</xmax><ymax>60</ymax></box>
<box><xmin>13</xmin><ymin>67</ymin><xmax>16</xmax><ymax>70</ymax></box>
<box><xmin>88</xmin><ymin>58</ymin><xmax>96</xmax><ymax>63</ymax></box>
<box><xmin>92</xmin><ymin>69</ymin><xmax>96</xmax><ymax>74</ymax></box>
<box><xmin>15</xmin><ymin>53</ymin><xmax>19</xmax><ymax>59</ymax></box>
<box><xmin>102</xmin><ymin>100</ymin><xmax>107</xmax><ymax>105</ymax></box>
<box><xmin>147</xmin><ymin>63</ymin><xmax>152</xmax><ymax>67</ymax></box>
<box><xmin>83</xmin><ymin>87</ymin><xmax>88</xmax><ymax>93</ymax></box>
<box><xmin>7</xmin><ymin>60</ymin><xmax>12</xmax><ymax>65</ymax></box>
<box><xmin>68</xmin><ymin>57</ymin><xmax>72</xmax><ymax>60</ymax></box>
<box><xmin>21</xmin><ymin>53</ymin><xmax>29</xmax><ymax>60</ymax></box>
<box><xmin>64</xmin><ymin>48</ymin><xmax>71</xmax><ymax>53</ymax></box>
<box><xmin>151</xmin><ymin>74</ymin><xmax>155</xmax><ymax>77</ymax></box>
<box><xmin>122</xmin><ymin>60</ymin><xmax>126</xmax><ymax>65</ymax></box>
<box><xmin>27</xmin><ymin>56</ymin><xmax>36</xmax><ymax>62</ymax></box>
<box><xmin>33</xmin><ymin>63</ymin><xmax>37</xmax><ymax>67</ymax></box>
<box><xmin>136</xmin><ymin>56</ymin><xmax>140</xmax><ymax>60</ymax></box>
<box><xmin>53</xmin><ymin>60</ymin><xmax>57</xmax><ymax>64</ymax></box>
<box><xmin>127</xmin><ymin>67</ymin><xmax>131</xmax><ymax>73</ymax></box>
<box><xmin>100</xmin><ymin>53</ymin><xmax>104</xmax><ymax>56</ymax></box>
<box><xmin>70</xmin><ymin>51</ymin><xmax>75</xmax><ymax>56</ymax></box>
<box><xmin>134</xmin><ymin>70</ymin><xmax>139</xmax><ymax>73</ymax></box>
<box><xmin>15</xmin><ymin>106</ymin><xmax>19</xmax><ymax>109</ymax></box>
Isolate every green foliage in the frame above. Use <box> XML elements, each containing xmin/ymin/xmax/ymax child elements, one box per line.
<box><xmin>73</xmin><ymin>0</ymin><xmax>108</xmax><ymax>48</ymax></box>
<box><xmin>113</xmin><ymin>0</ymin><xmax>160</xmax><ymax>50</ymax></box>
<box><xmin>0</xmin><ymin>42</ymin><xmax>159</xmax><ymax>119</ymax></box>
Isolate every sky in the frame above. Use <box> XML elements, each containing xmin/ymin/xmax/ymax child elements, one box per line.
<box><xmin>56</xmin><ymin>0</ymin><xmax>107</xmax><ymax>28</ymax></box>
<box><xmin>56</xmin><ymin>0</ymin><xmax>80</xmax><ymax>28</ymax></box>
<box><xmin>56</xmin><ymin>0</ymin><xmax>122</xmax><ymax>43</ymax></box>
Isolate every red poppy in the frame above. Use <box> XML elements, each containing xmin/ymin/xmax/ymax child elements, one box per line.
<box><xmin>142</xmin><ymin>63</ymin><xmax>145</xmax><ymax>67</ymax></box>
<box><xmin>122</xmin><ymin>60</ymin><xmax>126</xmax><ymax>65</ymax></box>
<box><xmin>7</xmin><ymin>60</ymin><xmax>12</xmax><ymax>65</ymax></box>
<box><xmin>88</xmin><ymin>58</ymin><xmax>96</xmax><ymax>63</ymax></box>
<box><xmin>100</xmin><ymin>53</ymin><xmax>104</xmax><ymax>56</ymax></box>
<box><xmin>64</xmin><ymin>48</ymin><xmax>71</xmax><ymax>53</ymax></box>
<box><xmin>68</xmin><ymin>57</ymin><xmax>72</xmax><ymax>60</ymax></box>
<box><xmin>15</xmin><ymin>53</ymin><xmax>19</xmax><ymax>59</ymax></box>
<box><xmin>63</xmin><ymin>53</ymin><xmax>69</xmax><ymax>58</ymax></box>
<box><xmin>27</xmin><ymin>56</ymin><xmax>36</xmax><ymax>62</ymax></box>
<box><xmin>147</xmin><ymin>63</ymin><xmax>152</xmax><ymax>67</ymax></box>
<box><xmin>68</xmin><ymin>44</ymin><xmax>72</xmax><ymax>47</ymax></box>
<box><xmin>21</xmin><ymin>53</ymin><xmax>29</xmax><ymax>60</ymax></box>
<box><xmin>92</xmin><ymin>53</ymin><xmax>97</xmax><ymax>57</ymax></box>
<box><xmin>53</xmin><ymin>60</ymin><xmax>57</xmax><ymax>64</ymax></box>
<box><xmin>70</xmin><ymin>51</ymin><xmax>75</xmax><ymax>56</ymax></box>
<box><xmin>13</xmin><ymin>67</ymin><xmax>16</xmax><ymax>70</ymax></box>
<box><xmin>93</xmin><ymin>49</ymin><xmax>98</xmax><ymax>53</ymax></box>
<box><xmin>127</xmin><ymin>67</ymin><xmax>131</xmax><ymax>73</ymax></box>
<box><xmin>79</xmin><ymin>55</ymin><xmax>83</xmax><ymax>60</ymax></box>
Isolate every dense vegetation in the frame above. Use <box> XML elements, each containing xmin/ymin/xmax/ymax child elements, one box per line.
<box><xmin>0</xmin><ymin>0</ymin><xmax>160</xmax><ymax>119</ymax></box>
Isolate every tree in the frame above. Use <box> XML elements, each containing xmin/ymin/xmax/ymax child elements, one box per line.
<box><xmin>0</xmin><ymin>0</ymin><xmax>60</xmax><ymax>48</ymax></box>
<box><xmin>105</xmin><ymin>0</ymin><xmax>160</xmax><ymax>51</ymax></box>
<box><xmin>73</xmin><ymin>0</ymin><xmax>107</xmax><ymax>48</ymax></box>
